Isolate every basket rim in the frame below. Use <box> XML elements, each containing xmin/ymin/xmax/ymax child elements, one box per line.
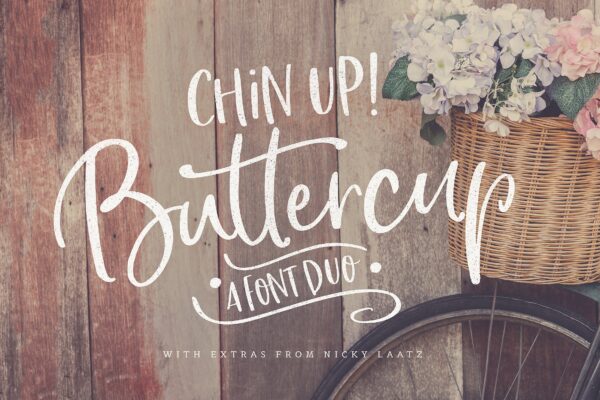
<box><xmin>452</xmin><ymin>110</ymin><xmax>575</xmax><ymax>131</ymax></box>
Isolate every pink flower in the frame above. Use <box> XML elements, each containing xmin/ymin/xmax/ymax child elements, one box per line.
<box><xmin>584</xmin><ymin>128</ymin><xmax>600</xmax><ymax>159</ymax></box>
<box><xmin>574</xmin><ymin>88</ymin><xmax>600</xmax><ymax>160</ymax></box>
<box><xmin>546</xmin><ymin>10</ymin><xmax>600</xmax><ymax>81</ymax></box>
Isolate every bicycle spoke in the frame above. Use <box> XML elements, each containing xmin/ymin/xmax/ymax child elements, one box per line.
<box><xmin>402</xmin><ymin>356</ymin><xmax>419</xmax><ymax>400</ymax></box>
<box><xmin>468</xmin><ymin>320</ymin><xmax>483</xmax><ymax>399</ymax></box>
<box><xmin>570</xmin><ymin>324</ymin><xmax>600</xmax><ymax>400</ymax></box>
<box><xmin>491</xmin><ymin>321</ymin><xmax>507</xmax><ymax>400</ymax></box>
<box><xmin>315</xmin><ymin>296</ymin><xmax>593</xmax><ymax>400</ymax></box>
<box><xmin>501</xmin><ymin>328</ymin><xmax>542</xmax><ymax>400</ymax></box>
<box><xmin>552</xmin><ymin>344</ymin><xmax>575</xmax><ymax>400</ymax></box>
<box><xmin>443</xmin><ymin>345</ymin><xmax>464</xmax><ymax>400</ymax></box>
<box><xmin>515</xmin><ymin>325</ymin><xmax>523</xmax><ymax>400</ymax></box>
<box><xmin>481</xmin><ymin>283</ymin><xmax>499</xmax><ymax>400</ymax></box>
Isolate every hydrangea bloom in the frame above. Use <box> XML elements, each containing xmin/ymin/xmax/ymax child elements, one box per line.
<box><xmin>574</xmin><ymin>89</ymin><xmax>600</xmax><ymax>159</ymax></box>
<box><xmin>492</xmin><ymin>4</ymin><xmax>560</xmax><ymax>86</ymax></box>
<box><xmin>387</xmin><ymin>3</ymin><xmax>600</xmax><ymax>161</ymax></box>
<box><xmin>482</xmin><ymin>72</ymin><xmax>547</xmax><ymax>135</ymax></box>
<box><xmin>392</xmin><ymin>3</ymin><xmax>499</xmax><ymax>115</ymax></box>
<box><xmin>390</xmin><ymin>0</ymin><xmax>558</xmax><ymax>130</ymax></box>
<box><xmin>413</xmin><ymin>0</ymin><xmax>478</xmax><ymax>21</ymax></box>
<box><xmin>546</xmin><ymin>10</ymin><xmax>600</xmax><ymax>81</ymax></box>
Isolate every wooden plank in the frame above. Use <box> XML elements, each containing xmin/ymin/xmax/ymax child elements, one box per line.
<box><xmin>142</xmin><ymin>1</ymin><xmax>220</xmax><ymax>399</ymax></box>
<box><xmin>0</xmin><ymin>1</ymin><xmax>91</xmax><ymax>399</ymax></box>
<box><xmin>81</xmin><ymin>1</ymin><xmax>221</xmax><ymax>398</ymax></box>
<box><xmin>335</xmin><ymin>1</ymin><xmax>461</xmax><ymax>398</ymax></box>
<box><xmin>80</xmin><ymin>1</ymin><xmax>161</xmax><ymax>398</ymax></box>
<box><xmin>214</xmin><ymin>1</ymin><xmax>341</xmax><ymax>399</ymax></box>
<box><xmin>480</xmin><ymin>0</ymin><xmax>593</xmax><ymax>14</ymax></box>
<box><xmin>335</xmin><ymin>0</ymin><xmax>459</xmax><ymax>346</ymax></box>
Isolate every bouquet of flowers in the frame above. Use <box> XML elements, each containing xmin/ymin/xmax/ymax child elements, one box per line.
<box><xmin>384</xmin><ymin>0</ymin><xmax>600</xmax><ymax>160</ymax></box>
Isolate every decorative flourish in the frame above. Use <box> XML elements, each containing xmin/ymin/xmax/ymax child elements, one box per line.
<box><xmin>192</xmin><ymin>289</ymin><xmax>402</xmax><ymax>325</ymax></box>
<box><xmin>224</xmin><ymin>242</ymin><xmax>368</xmax><ymax>271</ymax></box>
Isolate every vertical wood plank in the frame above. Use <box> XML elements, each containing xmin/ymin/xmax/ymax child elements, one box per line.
<box><xmin>335</xmin><ymin>1</ymin><xmax>462</xmax><ymax>398</ymax></box>
<box><xmin>214</xmin><ymin>1</ymin><xmax>341</xmax><ymax>399</ymax></box>
<box><xmin>336</xmin><ymin>0</ymin><xmax>460</xmax><ymax>346</ymax></box>
<box><xmin>143</xmin><ymin>1</ymin><xmax>220</xmax><ymax>399</ymax></box>
<box><xmin>82</xmin><ymin>1</ymin><xmax>222</xmax><ymax>398</ymax></box>
<box><xmin>0</xmin><ymin>0</ymin><xmax>91</xmax><ymax>399</ymax></box>
<box><xmin>80</xmin><ymin>1</ymin><xmax>161</xmax><ymax>398</ymax></box>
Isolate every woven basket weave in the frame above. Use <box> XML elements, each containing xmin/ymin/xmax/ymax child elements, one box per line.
<box><xmin>448</xmin><ymin>111</ymin><xmax>600</xmax><ymax>284</ymax></box>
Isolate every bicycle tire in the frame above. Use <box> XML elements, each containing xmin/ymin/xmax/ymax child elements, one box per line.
<box><xmin>312</xmin><ymin>294</ymin><xmax>596</xmax><ymax>400</ymax></box>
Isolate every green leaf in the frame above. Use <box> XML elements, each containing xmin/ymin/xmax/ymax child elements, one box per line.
<box><xmin>420</xmin><ymin>112</ymin><xmax>447</xmax><ymax>146</ymax></box>
<box><xmin>444</xmin><ymin>14</ymin><xmax>467</xmax><ymax>24</ymax></box>
<box><xmin>382</xmin><ymin>56</ymin><xmax>419</xmax><ymax>101</ymax></box>
<box><xmin>515</xmin><ymin>59</ymin><xmax>534</xmax><ymax>78</ymax></box>
<box><xmin>548</xmin><ymin>74</ymin><xmax>600</xmax><ymax>120</ymax></box>
<box><xmin>495</xmin><ymin>59</ymin><xmax>534</xmax><ymax>86</ymax></box>
<box><xmin>495</xmin><ymin>67</ymin><xmax>514</xmax><ymax>84</ymax></box>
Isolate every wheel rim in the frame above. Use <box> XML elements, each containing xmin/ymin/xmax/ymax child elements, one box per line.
<box><xmin>317</xmin><ymin>297</ymin><xmax>593</xmax><ymax>400</ymax></box>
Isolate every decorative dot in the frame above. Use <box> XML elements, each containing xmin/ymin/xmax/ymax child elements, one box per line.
<box><xmin>249</xmin><ymin>69</ymin><xmax>256</xmax><ymax>75</ymax></box>
<box><xmin>370</xmin><ymin>109</ymin><xmax>378</xmax><ymax>116</ymax></box>
<box><xmin>209</xmin><ymin>277</ymin><xmax>222</xmax><ymax>288</ymax></box>
<box><xmin>370</xmin><ymin>262</ymin><xmax>382</xmax><ymax>274</ymax></box>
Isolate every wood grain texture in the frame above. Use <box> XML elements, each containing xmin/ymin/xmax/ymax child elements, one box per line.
<box><xmin>479</xmin><ymin>0</ymin><xmax>593</xmax><ymax>15</ymax></box>
<box><xmin>335</xmin><ymin>0</ymin><xmax>460</xmax><ymax>348</ymax></box>
<box><xmin>3</xmin><ymin>1</ymin><xmax>600</xmax><ymax>399</ymax></box>
<box><xmin>80</xmin><ymin>1</ymin><xmax>161</xmax><ymax>398</ymax></box>
<box><xmin>143</xmin><ymin>0</ymin><xmax>220</xmax><ymax>399</ymax></box>
<box><xmin>335</xmin><ymin>1</ymin><xmax>462</xmax><ymax>398</ymax></box>
<box><xmin>214</xmin><ymin>1</ymin><xmax>341</xmax><ymax>399</ymax></box>
<box><xmin>0</xmin><ymin>0</ymin><xmax>91</xmax><ymax>399</ymax></box>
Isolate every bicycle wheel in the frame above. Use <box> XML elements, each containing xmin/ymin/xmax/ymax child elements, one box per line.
<box><xmin>313</xmin><ymin>294</ymin><xmax>596</xmax><ymax>400</ymax></box>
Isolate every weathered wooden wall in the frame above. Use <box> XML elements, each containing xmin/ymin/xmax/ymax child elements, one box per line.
<box><xmin>0</xmin><ymin>1</ymin><xmax>91</xmax><ymax>399</ymax></box>
<box><xmin>0</xmin><ymin>0</ymin><xmax>598</xmax><ymax>399</ymax></box>
<box><xmin>214</xmin><ymin>2</ymin><xmax>341</xmax><ymax>399</ymax></box>
<box><xmin>336</xmin><ymin>1</ymin><xmax>462</xmax><ymax>398</ymax></box>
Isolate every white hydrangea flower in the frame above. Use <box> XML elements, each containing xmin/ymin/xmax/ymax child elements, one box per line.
<box><xmin>389</xmin><ymin>1</ymin><xmax>560</xmax><ymax>119</ymax></box>
<box><xmin>413</xmin><ymin>0</ymin><xmax>477</xmax><ymax>20</ymax></box>
<box><xmin>492</xmin><ymin>6</ymin><xmax>560</xmax><ymax>82</ymax></box>
<box><xmin>417</xmin><ymin>83</ymin><xmax>451</xmax><ymax>114</ymax></box>
<box><xmin>532</xmin><ymin>56</ymin><xmax>561</xmax><ymax>86</ymax></box>
<box><xmin>483</xmin><ymin>72</ymin><xmax>546</xmax><ymax>136</ymax></box>
<box><xmin>428</xmin><ymin>48</ymin><xmax>456</xmax><ymax>84</ymax></box>
<box><xmin>407</xmin><ymin>62</ymin><xmax>428</xmax><ymax>81</ymax></box>
<box><xmin>499</xmin><ymin>74</ymin><xmax>546</xmax><ymax>122</ymax></box>
<box><xmin>484</xmin><ymin>119</ymin><xmax>511</xmax><ymax>137</ymax></box>
<box><xmin>491</xmin><ymin>4</ymin><xmax>518</xmax><ymax>35</ymax></box>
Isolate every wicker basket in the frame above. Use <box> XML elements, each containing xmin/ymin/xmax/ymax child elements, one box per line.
<box><xmin>448</xmin><ymin>111</ymin><xmax>600</xmax><ymax>284</ymax></box>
